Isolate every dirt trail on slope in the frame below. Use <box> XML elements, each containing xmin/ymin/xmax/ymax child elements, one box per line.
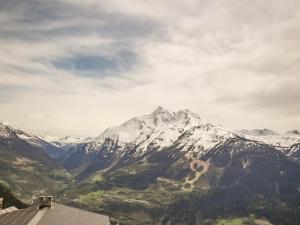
<box><xmin>183</xmin><ymin>158</ymin><xmax>209</xmax><ymax>190</ymax></box>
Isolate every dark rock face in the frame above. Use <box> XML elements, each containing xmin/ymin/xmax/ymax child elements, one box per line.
<box><xmin>164</xmin><ymin>138</ymin><xmax>300</xmax><ymax>225</ymax></box>
<box><xmin>216</xmin><ymin>141</ymin><xmax>300</xmax><ymax>195</ymax></box>
<box><xmin>63</xmin><ymin>138</ymin><xmax>121</xmax><ymax>178</ymax></box>
<box><xmin>0</xmin><ymin>132</ymin><xmax>55</xmax><ymax>168</ymax></box>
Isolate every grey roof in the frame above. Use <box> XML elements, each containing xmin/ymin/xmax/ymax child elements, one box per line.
<box><xmin>0</xmin><ymin>206</ymin><xmax>18</xmax><ymax>216</ymax></box>
<box><xmin>36</xmin><ymin>203</ymin><xmax>110</xmax><ymax>225</ymax></box>
<box><xmin>0</xmin><ymin>205</ymin><xmax>38</xmax><ymax>225</ymax></box>
<box><xmin>0</xmin><ymin>202</ymin><xmax>110</xmax><ymax>225</ymax></box>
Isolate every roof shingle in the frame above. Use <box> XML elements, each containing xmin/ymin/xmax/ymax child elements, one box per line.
<box><xmin>36</xmin><ymin>203</ymin><xmax>110</xmax><ymax>225</ymax></box>
<box><xmin>0</xmin><ymin>205</ymin><xmax>38</xmax><ymax>225</ymax></box>
<box><xmin>0</xmin><ymin>202</ymin><xmax>110</xmax><ymax>225</ymax></box>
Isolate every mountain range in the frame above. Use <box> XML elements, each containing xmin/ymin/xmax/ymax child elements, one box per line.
<box><xmin>1</xmin><ymin>107</ymin><xmax>300</xmax><ymax>225</ymax></box>
<box><xmin>2</xmin><ymin>107</ymin><xmax>299</xmax><ymax>164</ymax></box>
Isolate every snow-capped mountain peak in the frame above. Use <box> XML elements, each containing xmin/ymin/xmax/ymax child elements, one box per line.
<box><xmin>99</xmin><ymin>107</ymin><xmax>203</xmax><ymax>142</ymax></box>
<box><xmin>88</xmin><ymin>107</ymin><xmax>235</xmax><ymax>156</ymax></box>
<box><xmin>150</xmin><ymin>106</ymin><xmax>173</xmax><ymax>118</ymax></box>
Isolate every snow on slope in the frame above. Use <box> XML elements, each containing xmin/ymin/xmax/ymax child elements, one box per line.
<box><xmin>0</xmin><ymin>121</ymin><xmax>56</xmax><ymax>148</ymax></box>
<box><xmin>0</xmin><ymin>121</ymin><xmax>85</xmax><ymax>153</ymax></box>
<box><xmin>237</xmin><ymin>129</ymin><xmax>300</xmax><ymax>149</ymax></box>
<box><xmin>289</xmin><ymin>143</ymin><xmax>300</xmax><ymax>156</ymax></box>
<box><xmin>37</xmin><ymin>134</ymin><xmax>91</xmax><ymax>148</ymax></box>
<box><xmin>2</xmin><ymin>108</ymin><xmax>299</xmax><ymax>159</ymax></box>
<box><xmin>84</xmin><ymin>107</ymin><xmax>236</xmax><ymax>156</ymax></box>
<box><xmin>0</xmin><ymin>122</ymin><xmax>16</xmax><ymax>139</ymax></box>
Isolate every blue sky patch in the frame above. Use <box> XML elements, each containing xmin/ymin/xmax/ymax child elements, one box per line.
<box><xmin>52</xmin><ymin>51</ymin><xmax>137</xmax><ymax>77</ymax></box>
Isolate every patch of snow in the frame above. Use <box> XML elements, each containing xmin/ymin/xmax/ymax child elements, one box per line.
<box><xmin>37</xmin><ymin>134</ymin><xmax>90</xmax><ymax>148</ymax></box>
<box><xmin>0</xmin><ymin>122</ymin><xmax>21</xmax><ymax>139</ymax></box>
<box><xmin>237</xmin><ymin>129</ymin><xmax>300</xmax><ymax>149</ymax></box>
<box><xmin>289</xmin><ymin>144</ymin><xmax>300</xmax><ymax>155</ymax></box>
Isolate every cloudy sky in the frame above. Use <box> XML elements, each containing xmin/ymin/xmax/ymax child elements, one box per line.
<box><xmin>0</xmin><ymin>0</ymin><xmax>299</xmax><ymax>136</ymax></box>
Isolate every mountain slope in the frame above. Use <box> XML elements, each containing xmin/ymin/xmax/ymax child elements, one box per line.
<box><xmin>0</xmin><ymin>122</ymin><xmax>67</xmax><ymax>158</ymax></box>
<box><xmin>0</xmin><ymin>123</ymin><xmax>71</xmax><ymax>200</ymax></box>
<box><xmin>0</xmin><ymin>123</ymin><xmax>55</xmax><ymax>166</ymax></box>
<box><xmin>164</xmin><ymin>138</ymin><xmax>300</xmax><ymax>225</ymax></box>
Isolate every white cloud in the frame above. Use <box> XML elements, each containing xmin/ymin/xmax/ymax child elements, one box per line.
<box><xmin>0</xmin><ymin>0</ymin><xmax>300</xmax><ymax>135</ymax></box>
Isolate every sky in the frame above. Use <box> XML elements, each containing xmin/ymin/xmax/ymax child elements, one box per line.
<box><xmin>0</xmin><ymin>0</ymin><xmax>300</xmax><ymax>136</ymax></box>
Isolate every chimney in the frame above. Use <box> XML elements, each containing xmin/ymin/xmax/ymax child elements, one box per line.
<box><xmin>0</xmin><ymin>198</ymin><xmax>3</xmax><ymax>210</ymax></box>
<box><xmin>39</xmin><ymin>196</ymin><xmax>53</xmax><ymax>209</ymax></box>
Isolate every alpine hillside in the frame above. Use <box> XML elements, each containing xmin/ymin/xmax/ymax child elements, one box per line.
<box><xmin>0</xmin><ymin>122</ymin><xmax>71</xmax><ymax>200</ymax></box>
<box><xmin>1</xmin><ymin>108</ymin><xmax>300</xmax><ymax>224</ymax></box>
<box><xmin>56</xmin><ymin>107</ymin><xmax>300</xmax><ymax>225</ymax></box>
